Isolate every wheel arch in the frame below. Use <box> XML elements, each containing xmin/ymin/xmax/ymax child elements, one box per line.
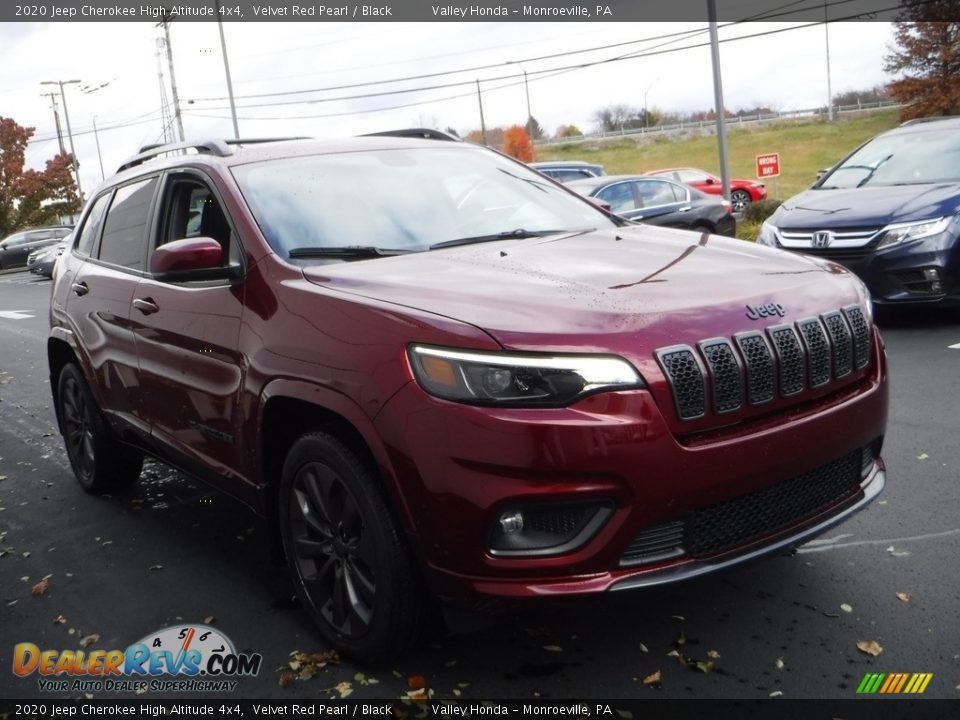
<box><xmin>258</xmin><ymin>381</ymin><xmax>418</xmax><ymax>545</ymax></box>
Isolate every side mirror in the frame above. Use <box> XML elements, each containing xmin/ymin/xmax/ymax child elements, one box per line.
<box><xmin>704</xmin><ymin>177</ymin><xmax>716</xmax><ymax>185</ymax></box>
<box><xmin>150</xmin><ymin>237</ymin><xmax>225</xmax><ymax>279</ymax></box>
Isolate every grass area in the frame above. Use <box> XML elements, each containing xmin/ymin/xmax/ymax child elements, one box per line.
<box><xmin>535</xmin><ymin>109</ymin><xmax>902</xmax><ymax>202</ymax></box>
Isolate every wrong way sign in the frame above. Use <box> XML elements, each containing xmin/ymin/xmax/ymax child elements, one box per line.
<box><xmin>756</xmin><ymin>153</ymin><xmax>781</xmax><ymax>178</ymax></box>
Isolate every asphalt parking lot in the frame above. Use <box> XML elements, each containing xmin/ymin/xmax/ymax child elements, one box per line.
<box><xmin>0</xmin><ymin>269</ymin><xmax>958</xmax><ymax>702</ymax></box>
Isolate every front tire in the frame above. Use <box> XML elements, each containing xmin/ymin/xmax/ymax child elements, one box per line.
<box><xmin>57</xmin><ymin>364</ymin><xmax>143</xmax><ymax>493</ymax></box>
<box><xmin>279</xmin><ymin>432</ymin><xmax>430</xmax><ymax>663</ymax></box>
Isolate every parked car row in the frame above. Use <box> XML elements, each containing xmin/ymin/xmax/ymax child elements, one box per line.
<box><xmin>0</xmin><ymin>225</ymin><xmax>73</xmax><ymax>270</ymax></box>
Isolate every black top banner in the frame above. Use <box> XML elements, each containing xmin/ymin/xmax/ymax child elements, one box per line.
<box><xmin>0</xmin><ymin>0</ymin><xmax>933</xmax><ymax>23</ymax></box>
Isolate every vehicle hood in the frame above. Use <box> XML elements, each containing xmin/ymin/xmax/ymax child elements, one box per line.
<box><xmin>302</xmin><ymin>226</ymin><xmax>864</xmax><ymax>356</ymax></box>
<box><xmin>772</xmin><ymin>183</ymin><xmax>960</xmax><ymax>229</ymax></box>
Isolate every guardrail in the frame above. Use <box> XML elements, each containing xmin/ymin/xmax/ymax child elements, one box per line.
<box><xmin>536</xmin><ymin>101</ymin><xmax>901</xmax><ymax>146</ymax></box>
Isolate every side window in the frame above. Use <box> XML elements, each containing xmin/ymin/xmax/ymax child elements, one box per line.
<box><xmin>98</xmin><ymin>177</ymin><xmax>158</xmax><ymax>271</ymax></box>
<box><xmin>678</xmin><ymin>170</ymin><xmax>710</xmax><ymax>184</ymax></box>
<box><xmin>159</xmin><ymin>178</ymin><xmax>236</xmax><ymax>267</ymax></box>
<box><xmin>2</xmin><ymin>232</ymin><xmax>27</xmax><ymax>248</ymax></box>
<box><xmin>596</xmin><ymin>183</ymin><xmax>638</xmax><ymax>212</ymax></box>
<box><xmin>635</xmin><ymin>180</ymin><xmax>680</xmax><ymax>207</ymax></box>
<box><xmin>75</xmin><ymin>194</ymin><xmax>112</xmax><ymax>257</ymax></box>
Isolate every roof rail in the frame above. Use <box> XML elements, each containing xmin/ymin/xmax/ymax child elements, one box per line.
<box><xmin>899</xmin><ymin>115</ymin><xmax>960</xmax><ymax>126</ymax></box>
<box><xmin>117</xmin><ymin>137</ymin><xmax>312</xmax><ymax>173</ymax></box>
<box><xmin>362</xmin><ymin>128</ymin><xmax>461</xmax><ymax>142</ymax></box>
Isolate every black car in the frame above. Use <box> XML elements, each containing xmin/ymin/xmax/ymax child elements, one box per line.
<box><xmin>758</xmin><ymin>117</ymin><xmax>960</xmax><ymax>306</ymax></box>
<box><xmin>0</xmin><ymin>226</ymin><xmax>73</xmax><ymax>270</ymax></box>
<box><xmin>530</xmin><ymin>160</ymin><xmax>605</xmax><ymax>183</ymax></box>
<box><xmin>566</xmin><ymin>175</ymin><xmax>736</xmax><ymax>236</ymax></box>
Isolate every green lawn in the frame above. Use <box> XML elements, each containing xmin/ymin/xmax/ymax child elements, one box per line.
<box><xmin>535</xmin><ymin>109</ymin><xmax>902</xmax><ymax>201</ymax></box>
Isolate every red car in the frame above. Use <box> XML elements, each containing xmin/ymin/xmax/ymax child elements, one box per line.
<box><xmin>646</xmin><ymin>167</ymin><xmax>767</xmax><ymax>212</ymax></box>
<box><xmin>49</xmin><ymin>133</ymin><xmax>886</xmax><ymax>663</ymax></box>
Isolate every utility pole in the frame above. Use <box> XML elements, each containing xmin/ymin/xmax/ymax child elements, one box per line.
<box><xmin>159</xmin><ymin>15</ymin><xmax>185</xmax><ymax>142</ymax></box>
<box><xmin>216</xmin><ymin>6</ymin><xmax>240</xmax><ymax>139</ymax></box>
<box><xmin>507</xmin><ymin>61</ymin><xmax>533</xmax><ymax>137</ymax></box>
<box><xmin>92</xmin><ymin>117</ymin><xmax>105</xmax><ymax>181</ymax></box>
<box><xmin>707</xmin><ymin>1</ymin><xmax>731</xmax><ymax>204</ymax></box>
<box><xmin>42</xmin><ymin>92</ymin><xmax>66</xmax><ymax>155</ymax></box>
<box><xmin>40</xmin><ymin>79</ymin><xmax>82</xmax><ymax>200</ymax></box>
<box><xmin>476</xmin><ymin>79</ymin><xmax>487</xmax><ymax>146</ymax></box>
<box><xmin>155</xmin><ymin>37</ymin><xmax>173</xmax><ymax>144</ymax></box>
<box><xmin>824</xmin><ymin>0</ymin><xmax>834</xmax><ymax>121</ymax></box>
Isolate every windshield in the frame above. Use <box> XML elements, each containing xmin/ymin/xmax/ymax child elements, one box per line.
<box><xmin>232</xmin><ymin>146</ymin><xmax>614</xmax><ymax>259</ymax></box>
<box><xmin>818</xmin><ymin>127</ymin><xmax>960</xmax><ymax>189</ymax></box>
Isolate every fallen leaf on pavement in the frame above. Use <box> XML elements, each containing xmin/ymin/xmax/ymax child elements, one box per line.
<box><xmin>707</xmin><ymin>650</ymin><xmax>721</xmax><ymax>660</ymax></box>
<box><xmin>79</xmin><ymin>634</ymin><xmax>100</xmax><ymax>647</ymax></box>
<box><xmin>204</xmin><ymin>616</ymin><xmax>215</xmax><ymax>624</ymax></box>
<box><xmin>149</xmin><ymin>565</ymin><xmax>163</xmax><ymax>571</ymax></box>
<box><xmin>895</xmin><ymin>592</ymin><xmax>911</xmax><ymax>603</ymax></box>
<box><xmin>31</xmin><ymin>578</ymin><xmax>49</xmax><ymax>596</ymax></box>
<box><xmin>694</xmin><ymin>661</ymin><xmax>714</xmax><ymax>673</ymax></box>
<box><xmin>775</xmin><ymin>658</ymin><xmax>784</xmax><ymax>669</ymax></box>
<box><xmin>856</xmin><ymin>640</ymin><xmax>883</xmax><ymax>657</ymax></box>
<box><xmin>642</xmin><ymin>670</ymin><xmax>662</xmax><ymax>687</ymax></box>
<box><xmin>542</xmin><ymin>645</ymin><xmax>562</xmax><ymax>652</ymax></box>
<box><xmin>53</xmin><ymin>615</ymin><xmax>66</xmax><ymax>624</ymax></box>
<box><xmin>639</xmin><ymin>643</ymin><xmax>648</xmax><ymax>653</ymax></box>
<box><xmin>278</xmin><ymin>670</ymin><xmax>294</xmax><ymax>688</ymax></box>
<box><xmin>769</xmin><ymin>690</ymin><xmax>783</xmax><ymax>697</ymax></box>
<box><xmin>916</xmin><ymin>453</ymin><xmax>928</xmax><ymax>461</ymax></box>
<box><xmin>407</xmin><ymin>675</ymin><xmax>427</xmax><ymax>690</ymax></box>
<box><xmin>840</xmin><ymin>603</ymin><xmax>853</xmax><ymax>613</ymax></box>
<box><xmin>334</xmin><ymin>681</ymin><xmax>353</xmax><ymax>698</ymax></box>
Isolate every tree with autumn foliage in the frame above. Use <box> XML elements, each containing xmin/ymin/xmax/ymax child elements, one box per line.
<box><xmin>501</xmin><ymin>125</ymin><xmax>535</xmax><ymax>162</ymax></box>
<box><xmin>0</xmin><ymin>116</ymin><xmax>81</xmax><ymax>237</ymax></box>
<box><xmin>884</xmin><ymin>1</ymin><xmax>960</xmax><ymax>120</ymax></box>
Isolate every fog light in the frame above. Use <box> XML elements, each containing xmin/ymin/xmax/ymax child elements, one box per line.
<box><xmin>923</xmin><ymin>268</ymin><xmax>940</xmax><ymax>280</ymax></box>
<box><xmin>499</xmin><ymin>511</ymin><xmax>524</xmax><ymax>534</ymax></box>
<box><xmin>488</xmin><ymin>501</ymin><xmax>614</xmax><ymax>556</ymax></box>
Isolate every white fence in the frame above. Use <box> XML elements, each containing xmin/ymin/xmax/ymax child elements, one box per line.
<box><xmin>536</xmin><ymin>101</ymin><xmax>901</xmax><ymax>146</ymax></box>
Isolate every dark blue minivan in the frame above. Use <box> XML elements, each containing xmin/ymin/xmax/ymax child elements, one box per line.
<box><xmin>758</xmin><ymin>117</ymin><xmax>960</xmax><ymax>306</ymax></box>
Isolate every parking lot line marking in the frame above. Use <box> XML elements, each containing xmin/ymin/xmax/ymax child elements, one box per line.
<box><xmin>0</xmin><ymin>310</ymin><xmax>35</xmax><ymax>319</ymax></box>
<box><xmin>949</xmin><ymin>342</ymin><xmax>960</xmax><ymax>349</ymax></box>
<box><xmin>798</xmin><ymin>527</ymin><xmax>960</xmax><ymax>553</ymax></box>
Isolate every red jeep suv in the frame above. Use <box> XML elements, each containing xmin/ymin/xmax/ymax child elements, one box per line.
<box><xmin>49</xmin><ymin>133</ymin><xmax>887</xmax><ymax>663</ymax></box>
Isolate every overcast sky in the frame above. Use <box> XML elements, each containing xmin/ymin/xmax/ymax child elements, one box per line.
<box><xmin>1</xmin><ymin>20</ymin><xmax>894</xmax><ymax>196</ymax></box>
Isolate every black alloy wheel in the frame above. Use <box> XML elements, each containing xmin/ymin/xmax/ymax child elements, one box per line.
<box><xmin>57</xmin><ymin>364</ymin><xmax>143</xmax><ymax>493</ymax></box>
<box><xmin>280</xmin><ymin>432</ymin><xmax>430</xmax><ymax>663</ymax></box>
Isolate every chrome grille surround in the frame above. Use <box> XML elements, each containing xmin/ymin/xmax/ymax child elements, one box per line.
<box><xmin>657</xmin><ymin>307</ymin><xmax>873</xmax><ymax>423</ymax></box>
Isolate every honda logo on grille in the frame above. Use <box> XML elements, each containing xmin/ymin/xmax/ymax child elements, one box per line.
<box><xmin>812</xmin><ymin>230</ymin><xmax>833</xmax><ymax>248</ymax></box>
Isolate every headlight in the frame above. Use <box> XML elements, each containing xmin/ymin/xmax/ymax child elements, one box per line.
<box><xmin>756</xmin><ymin>220</ymin><xmax>779</xmax><ymax>247</ymax></box>
<box><xmin>876</xmin><ymin>217</ymin><xmax>950</xmax><ymax>250</ymax></box>
<box><xmin>408</xmin><ymin>345</ymin><xmax>644</xmax><ymax>406</ymax></box>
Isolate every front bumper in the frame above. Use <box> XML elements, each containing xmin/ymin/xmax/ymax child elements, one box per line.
<box><xmin>374</xmin><ymin>338</ymin><xmax>888</xmax><ymax>607</ymax></box>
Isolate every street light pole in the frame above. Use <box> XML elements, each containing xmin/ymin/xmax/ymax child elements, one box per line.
<box><xmin>92</xmin><ymin>117</ymin><xmax>105</xmax><ymax>181</ymax></box>
<box><xmin>42</xmin><ymin>91</ymin><xmax>66</xmax><ymax>155</ymax></box>
<box><xmin>216</xmin><ymin>6</ymin><xmax>240</xmax><ymax>139</ymax></box>
<box><xmin>41</xmin><ymin>79</ymin><xmax>82</xmax><ymax>199</ymax></box>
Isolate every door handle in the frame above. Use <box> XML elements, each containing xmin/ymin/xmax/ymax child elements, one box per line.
<box><xmin>133</xmin><ymin>298</ymin><xmax>159</xmax><ymax>315</ymax></box>
<box><xmin>678</xmin><ymin>206</ymin><xmax>692</xmax><ymax>212</ymax></box>
<box><xmin>71</xmin><ymin>282</ymin><xmax>89</xmax><ymax>296</ymax></box>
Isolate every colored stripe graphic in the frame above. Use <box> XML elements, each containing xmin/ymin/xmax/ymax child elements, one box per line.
<box><xmin>857</xmin><ymin>672</ymin><xmax>932</xmax><ymax>694</ymax></box>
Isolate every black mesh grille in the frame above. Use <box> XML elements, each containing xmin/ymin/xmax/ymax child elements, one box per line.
<box><xmin>525</xmin><ymin>506</ymin><xmax>591</xmax><ymax>536</ymax></box>
<box><xmin>699</xmin><ymin>340</ymin><xmax>742</xmax><ymax>414</ymax></box>
<box><xmin>657</xmin><ymin>348</ymin><xmax>706</xmax><ymax>420</ymax></box>
<box><xmin>843</xmin><ymin>306</ymin><xmax>871</xmax><ymax>369</ymax></box>
<box><xmin>685</xmin><ymin>449</ymin><xmax>862</xmax><ymax>558</ymax></box>
<box><xmin>797</xmin><ymin>319</ymin><xmax>831</xmax><ymax>388</ymax></box>
<box><xmin>822</xmin><ymin>312</ymin><xmax>853</xmax><ymax>378</ymax></box>
<box><xmin>735</xmin><ymin>332</ymin><xmax>775</xmax><ymax>405</ymax></box>
<box><xmin>768</xmin><ymin>326</ymin><xmax>806</xmax><ymax>396</ymax></box>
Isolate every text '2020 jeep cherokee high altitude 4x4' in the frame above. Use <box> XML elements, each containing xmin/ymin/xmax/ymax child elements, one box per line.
<box><xmin>49</xmin><ymin>133</ymin><xmax>887</xmax><ymax>663</ymax></box>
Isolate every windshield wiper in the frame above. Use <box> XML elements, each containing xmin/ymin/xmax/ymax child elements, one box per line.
<box><xmin>288</xmin><ymin>246</ymin><xmax>422</xmax><ymax>259</ymax></box>
<box><xmin>430</xmin><ymin>228</ymin><xmax>566</xmax><ymax>250</ymax></box>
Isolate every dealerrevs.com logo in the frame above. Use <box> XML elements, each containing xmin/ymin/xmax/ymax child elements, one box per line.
<box><xmin>13</xmin><ymin>624</ymin><xmax>262</xmax><ymax>693</ymax></box>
